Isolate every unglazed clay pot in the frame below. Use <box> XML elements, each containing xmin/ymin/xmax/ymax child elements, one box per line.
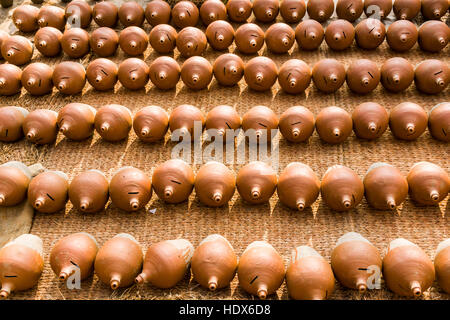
<box><xmin>418</xmin><ymin>21</ymin><xmax>449</xmax><ymax>53</ymax></box>
<box><xmin>277</xmin><ymin>162</ymin><xmax>319</xmax><ymax>210</ymax></box>
<box><xmin>325</xmin><ymin>20</ymin><xmax>355</xmax><ymax>51</ymax></box>
<box><xmin>242</xmin><ymin>105</ymin><xmax>279</xmax><ymax>143</ymax></box>
<box><xmin>383</xmin><ymin>239</ymin><xmax>435</xmax><ymax>297</ymax></box>
<box><xmin>389</xmin><ymin>102</ymin><xmax>428</xmax><ymax>141</ymax></box>
<box><xmin>386</xmin><ymin>20</ymin><xmax>418</xmax><ymax>52</ymax></box>
<box><xmin>172</xmin><ymin>1</ymin><xmax>199</xmax><ymax>28</ymax></box>
<box><xmin>227</xmin><ymin>0</ymin><xmax>252</xmax><ymax>22</ymax></box>
<box><xmin>65</xmin><ymin>0</ymin><xmax>92</xmax><ymax>29</ymax></box>
<box><xmin>205</xmin><ymin>105</ymin><xmax>241</xmax><ymax>140</ymax></box>
<box><xmin>253</xmin><ymin>0</ymin><xmax>279</xmax><ymax>22</ymax></box>
<box><xmin>21</xmin><ymin>63</ymin><xmax>53</xmax><ymax>96</ymax></box>
<box><xmin>145</xmin><ymin>0</ymin><xmax>171</xmax><ymax>26</ymax></box>
<box><xmin>234</xmin><ymin>23</ymin><xmax>264</xmax><ymax>54</ymax></box>
<box><xmin>380</xmin><ymin>57</ymin><xmax>414</xmax><ymax>93</ymax></box>
<box><xmin>95</xmin><ymin>234</ymin><xmax>143</xmax><ymax>289</ymax></box>
<box><xmin>118</xmin><ymin>1</ymin><xmax>145</xmax><ymax>27</ymax></box>
<box><xmin>34</xmin><ymin>27</ymin><xmax>62</xmax><ymax>57</ymax></box>
<box><xmin>180</xmin><ymin>56</ymin><xmax>213</xmax><ymax>90</ymax></box>
<box><xmin>90</xmin><ymin>27</ymin><xmax>119</xmax><ymax>57</ymax></box>
<box><xmin>238</xmin><ymin>241</ymin><xmax>285</xmax><ymax>299</ymax></box>
<box><xmin>94</xmin><ymin>104</ymin><xmax>132</xmax><ymax>142</ymax></box>
<box><xmin>50</xmin><ymin>233</ymin><xmax>98</xmax><ymax>281</ymax></box>
<box><xmin>93</xmin><ymin>1</ymin><xmax>118</xmax><ymax>27</ymax></box>
<box><xmin>23</xmin><ymin>109</ymin><xmax>58</xmax><ymax>145</ymax></box>
<box><xmin>28</xmin><ymin>171</ymin><xmax>69</xmax><ymax>213</ymax></box>
<box><xmin>280</xmin><ymin>0</ymin><xmax>306</xmax><ymax>23</ymax></box>
<box><xmin>364</xmin><ymin>0</ymin><xmax>392</xmax><ymax>18</ymax></box>
<box><xmin>407</xmin><ymin>162</ymin><xmax>450</xmax><ymax>205</ymax></box>
<box><xmin>278</xmin><ymin>59</ymin><xmax>311</xmax><ymax>94</ymax></box>
<box><xmin>393</xmin><ymin>0</ymin><xmax>421</xmax><ymax>19</ymax></box>
<box><xmin>278</xmin><ymin>106</ymin><xmax>314</xmax><ymax>143</ymax></box>
<box><xmin>331</xmin><ymin>232</ymin><xmax>382</xmax><ymax>292</ymax></box>
<box><xmin>119</xmin><ymin>26</ymin><xmax>148</xmax><ymax>56</ymax></box>
<box><xmin>336</xmin><ymin>0</ymin><xmax>363</xmax><ymax>21</ymax></box>
<box><xmin>133</xmin><ymin>106</ymin><xmax>169</xmax><ymax>142</ymax></box>
<box><xmin>351</xmin><ymin>102</ymin><xmax>388</xmax><ymax>140</ymax></box>
<box><xmin>1</xmin><ymin>35</ymin><xmax>33</xmax><ymax>66</ymax></box>
<box><xmin>236</xmin><ymin>161</ymin><xmax>277</xmax><ymax>204</ymax></box>
<box><xmin>346</xmin><ymin>59</ymin><xmax>380</xmax><ymax>94</ymax></box>
<box><xmin>118</xmin><ymin>58</ymin><xmax>149</xmax><ymax>90</ymax></box>
<box><xmin>57</xmin><ymin>103</ymin><xmax>96</xmax><ymax>141</ymax></box>
<box><xmin>152</xmin><ymin>159</ymin><xmax>194</xmax><ymax>203</ymax></box>
<box><xmin>0</xmin><ymin>106</ymin><xmax>28</xmax><ymax>142</ymax></box>
<box><xmin>53</xmin><ymin>61</ymin><xmax>86</xmax><ymax>95</ymax></box>
<box><xmin>315</xmin><ymin>106</ymin><xmax>352</xmax><ymax>144</ymax></box>
<box><xmin>307</xmin><ymin>0</ymin><xmax>334</xmax><ymax>22</ymax></box>
<box><xmin>312</xmin><ymin>59</ymin><xmax>346</xmax><ymax>93</ymax></box>
<box><xmin>200</xmin><ymin>0</ymin><xmax>227</xmax><ymax>25</ymax></box>
<box><xmin>0</xmin><ymin>161</ymin><xmax>31</xmax><ymax>207</ymax></box>
<box><xmin>61</xmin><ymin>27</ymin><xmax>90</xmax><ymax>59</ymax></box>
<box><xmin>244</xmin><ymin>57</ymin><xmax>278</xmax><ymax>92</ymax></box>
<box><xmin>355</xmin><ymin>19</ymin><xmax>386</xmax><ymax>50</ymax></box>
<box><xmin>109</xmin><ymin>167</ymin><xmax>152</xmax><ymax>212</ymax></box>
<box><xmin>169</xmin><ymin>104</ymin><xmax>205</xmax><ymax>141</ymax></box>
<box><xmin>86</xmin><ymin>58</ymin><xmax>118</xmax><ymax>91</ymax></box>
<box><xmin>149</xmin><ymin>56</ymin><xmax>180</xmax><ymax>90</ymax></box>
<box><xmin>364</xmin><ymin>163</ymin><xmax>408</xmax><ymax>210</ymax></box>
<box><xmin>321</xmin><ymin>165</ymin><xmax>364</xmax><ymax>211</ymax></box>
<box><xmin>213</xmin><ymin>54</ymin><xmax>244</xmax><ymax>87</ymax></box>
<box><xmin>421</xmin><ymin>0</ymin><xmax>449</xmax><ymax>19</ymax></box>
<box><xmin>435</xmin><ymin>239</ymin><xmax>450</xmax><ymax>294</ymax></box>
<box><xmin>0</xmin><ymin>64</ymin><xmax>22</xmax><ymax>96</ymax></box>
<box><xmin>135</xmin><ymin>239</ymin><xmax>194</xmax><ymax>288</ymax></box>
<box><xmin>38</xmin><ymin>5</ymin><xmax>66</xmax><ymax>30</ymax></box>
<box><xmin>295</xmin><ymin>20</ymin><xmax>324</xmax><ymax>50</ymax></box>
<box><xmin>12</xmin><ymin>5</ymin><xmax>39</xmax><ymax>33</ymax></box>
<box><xmin>205</xmin><ymin>20</ymin><xmax>234</xmax><ymax>51</ymax></box>
<box><xmin>69</xmin><ymin>170</ymin><xmax>108</xmax><ymax>213</ymax></box>
<box><xmin>286</xmin><ymin>246</ymin><xmax>335</xmax><ymax>300</ymax></box>
<box><xmin>149</xmin><ymin>24</ymin><xmax>177</xmax><ymax>54</ymax></box>
<box><xmin>176</xmin><ymin>27</ymin><xmax>207</xmax><ymax>58</ymax></box>
<box><xmin>265</xmin><ymin>23</ymin><xmax>295</xmax><ymax>54</ymax></box>
<box><xmin>414</xmin><ymin>59</ymin><xmax>449</xmax><ymax>95</ymax></box>
<box><xmin>191</xmin><ymin>234</ymin><xmax>237</xmax><ymax>291</ymax></box>
<box><xmin>194</xmin><ymin>161</ymin><xmax>236</xmax><ymax>207</ymax></box>
<box><xmin>428</xmin><ymin>102</ymin><xmax>450</xmax><ymax>142</ymax></box>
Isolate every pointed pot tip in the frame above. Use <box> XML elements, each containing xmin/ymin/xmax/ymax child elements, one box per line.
<box><xmin>257</xmin><ymin>289</ymin><xmax>267</xmax><ymax>300</ymax></box>
<box><xmin>110</xmin><ymin>279</ymin><xmax>120</xmax><ymax>290</ymax></box>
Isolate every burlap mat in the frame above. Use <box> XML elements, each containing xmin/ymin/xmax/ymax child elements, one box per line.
<box><xmin>0</xmin><ymin>0</ymin><xmax>448</xmax><ymax>300</ymax></box>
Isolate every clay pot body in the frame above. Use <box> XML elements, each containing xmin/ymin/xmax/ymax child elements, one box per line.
<box><xmin>414</xmin><ymin>60</ymin><xmax>449</xmax><ymax>95</ymax></box>
<box><xmin>428</xmin><ymin>102</ymin><xmax>450</xmax><ymax>142</ymax></box>
<box><xmin>12</xmin><ymin>5</ymin><xmax>39</xmax><ymax>33</ymax></box>
<box><xmin>69</xmin><ymin>170</ymin><xmax>109</xmax><ymax>213</ymax></box>
<box><xmin>352</xmin><ymin>102</ymin><xmax>388</xmax><ymax>140</ymax></box>
<box><xmin>280</xmin><ymin>0</ymin><xmax>306</xmax><ymax>23</ymax></box>
<box><xmin>325</xmin><ymin>20</ymin><xmax>355</xmax><ymax>51</ymax></box>
<box><xmin>23</xmin><ymin>109</ymin><xmax>58</xmax><ymax>145</ymax></box>
<box><xmin>86</xmin><ymin>58</ymin><xmax>118</xmax><ymax>91</ymax></box>
<box><xmin>213</xmin><ymin>54</ymin><xmax>244</xmax><ymax>87</ymax></box>
<box><xmin>234</xmin><ymin>23</ymin><xmax>264</xmax><ymax>54</ymax></box>
<box><xmin>0</xmin><ymin>161</ymin><xmax>31</xmax><ymax>206</ymax></box>
<box><xmin>53</xmin><ymin>62</ymin><xmax>86</xmax><ymax>95</ymax></box>
<box><xmin>389</xmin><ymin>102</ymin><xmax>428</xmax><ymax>141</ymax></box>
<box><xmin>133</xmin><ymin>106</ymin><xmax>169</xmax><ymax>142</ymax></box>
<box><xmin>336</xmin><ymin>0</ymin><xmax>363</xmax><ymax>21</ymax></box>
<box><xmin>145</xmin><ymin>0</ymin><xmax>171</xmax><ymax>26</ymax></box>
<box><xmin>149</xmin><ymin>56</ymin><xmax>180</xmax><ymax>90</ymax></box>
<box><xmin>35</xmin><ymin>27</ymin><xmax>62</xmax><ymax>57</ymax></box>
<box><xmin>0</xmin><ymin>106</ymin><xmax>28</xmax><ymax>142</ymax></box>
<box><xmin>435</xmin><ymin>239</ymin><xmax>450</xmax><ymax>294</ymax></box>
<box><xmin>180</xmin><ymin>56</ymin><xmax>213</xmax><ymax>90</ymax></box>
<box><xmin>315</xmin><ymin>106</ymin><xmax>352</xmax><ymax>144</ymax></box>
<box><xmin>307</xmin><ymin>0</ymin><xmax>334</xmax><ymax>22</ymax></box>
<box><xmin>253</xmin><ymin>0</ymin><xmax>279</xmax><ymax>22</ymax></box>
<box><xmin>65</xmin><ymin>0</ymin><xmax>92</xmax><ymax>29</ymax></box>
<box><xmin>407</xmin><ymin>162</ymin><xmax>450</xmax><ymax>205</ymax></box>
<box><xmin>241</xmin><ymin>106</ymin><xmax>279</xmax><ymax>143</ymax></box>
<box><xmin>149</xmin><ymin>24</ymin><xmax>177</xmax><ymax>54</ymax></box>
<box><xmin>265</xmin><ymin>23</ymin><xmax>295</xmax><ymax>54</ymax></box>
<box><xmin>1</xmin><ymin>36</ymin><xmax>33</xmax><ymax>66</ymax></box>
<box><xmin>172</xmin><ymin>1</ymin><xmax>199</xmax><ymax>28</ymax></box>
<box><xmin>380</xmin><ymin>57</ymin><xmax>414</xmax><ymax>92</ymax></box>
<box><xmin>278</xmin><ymin>59</ymin><xmax>311</xmax><ymax>94</ymax></box>
<box><xmin>169</xmin><ymin>104</ymin><xmax>205</xmax><ymax>140</ymax></box>
<box><xmin>176</xmin><ymin>27</ymin><xmax>207</xmax><ymax>58</ymax></box>
<box><xmin>355</xmin><ymin>19</ymin><xmax>386</xmax><ymax>50</ymax></box>
<box><xmin>421</xmin><ymin>0</ymin><xmax>449</xmax><ymax>19</ymax></box>
<box><xmin>418</xmin><ymin>21</ymin><xmax>449</xmax><ymax>53</ymax></box>
<box><xmin>61</xmin><ymin>28</ymin><xmax>90</xmax><ymax>59</ymax></box>
<box><xmin>205</xmin><ymin>105</ymin><xmax>241</xmax><ymax>140</ymax></box>
<box><xmin>119</xmin><ymin>26</ymin><xmax>149</xmax><ymax>56</ymax></box>
<box><xmin>118</xmin><ymin>2</ymin><xmax>145</xmax><ymax>27</ymax></box>
<box><xmin>386</xmin><ymin>20</ymin><xmax>418</xmax><ymax>52</ymax></box>
<box><xmin>312</xmin><ymin>59</ymin><xmax>346</xmax><ymax>93</ymax></box>
<box><xmin>295</xmin><ymin>20</ymin><xmax>324</xmax><ymax>50</ymax></box>
<box><xmin>200</xmin><ymin>0</ymin><xmax>227</xmax><ymax>25</ymax></box>
<box><xmin>94</xmin><ymin>104</ymin><xmax>132</xmax><ymax>142</ymax></box>
<box><xmin>227</xmin><ymin>0</ymin><xmax>252</xmax><ymax>22</ymax></box>
<box><xmin>237</xmin><ymin>161</ymin><xmax>277</xmax><ymax>204</ymax></box>
<box><xmin>278</xmin><ymin>106</ymin><xmax>314</xmax><ymax>143</ymax></box>
<box><xmin>346</xmin><ymin>59</ymin><xmax>380</xmax><ymax>94</ymax></box>
<box><xmin>27</xmin><ymin>171</ymin><xmax>69</xmax><ymax>213</ymax></box>
<box><xmin>22</xmin><ymin>63</ymin><xmax>54</xmax><ymax>96</ymax></box>
<box><xmin>38</xmin><ymin>5</ymin><xmax>66</xmax><ymax>30</ymax></box>
<box><xmin>393</xmin><ymin>0</ymin><xmax>421</xmax><ymax>19</ymax></box>
<box><xmin>0</xmin><ymin>30</ymin><xmax>8</xmax><ymax>59</ymax></box>
<box><xmin>93</xmin><ymin>1</ymin><xmax>118</xmax><ymax>27</ymax></box>
<box><xmin>90</xmin><ymin>27</ymin><xmax>119</xmax><ymax>57</ymax></box>
<box><xmin>118</xmin><ymin>58</ymin><xmax>149</xmax><ymax>90</ymax></box>
<box><xmin>0</xmin><ymin>65</ymin><xmax>22</xmax><ymax>96</ymax></box>
<box><xmin>57</xmin><ymin>103</ymin><xmax>96</xmax><ymax>141</ymax></box>
<box><xmin>364</xmin><ymin>0</ymin><xmax>392</xmax><ymax>18</ymax></box>
<box><xmin>244</xmin><ymin>57</ymin><xmax>278</xmax><ymax>92</ymax></box>
<box><xmin>205</xmin><ymin>20</ymin><xmax>234</xmax><ymax>51</ymax></box>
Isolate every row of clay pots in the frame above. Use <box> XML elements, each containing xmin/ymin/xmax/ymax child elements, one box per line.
<box><xmin>0</xmin><ymin>56</ymin><xmax>448</xmax><ymax>96</ymax></box>
<box><xmin>0</xmin><ymin>159</ymin><xmax>448</xmax><ymax>214</ymax></box>
<box><xmin>1</xmin><ymin>232</ymin><xmax>450</xmax><ymax>299</ymax></box>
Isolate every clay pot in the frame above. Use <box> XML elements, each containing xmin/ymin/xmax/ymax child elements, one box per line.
<box><xmin>242</xmin><ymin>105</ymin><xmax>279</xmax><ymax>143</ymax></box>
<box><xmin>307</xmin><ymin>0</ymin><xmax>334</xmax><ymax>22</ymax></box>
<box><xmin>312</xmin><ymin>59</ymin><xmax>346</xmax><ymax>93</ymax></box>
<box><xmin>94</xmin><ymin>104</ymin><xmax>132</xmax><ymax>142</ymax></box>
<box><xmin>57</xmin><ymin>103</ymin><xmax>96</xmax><ymax>141</ymax></box>
<box><xmin>389</xmin><ymin>102</ymin><xmax>428</xmax><ymax>141</ymax></box>
<box><xmin>418</xmin><ymin>21</ymin><xmax>449</xmax><ymax>53</ymax></box>
<box><xmin>149</xmin><ymin>56</ymin><xmax>180</xmax><ymax>90</ymax></box>
<box><xmin>278</xmin><ymin>59</ymin><xmax>311</xmax><ymax>94</ymax></box>
<box><xmin>325</xmin><ymin>20</ymin><xmax>355</xmax><ymax>51</ymax></box>
<box><xmin>277</xmin><ymin>162</ymin><xmax>319</xmax><ymax>210</ymax></box>
<box><xmin>0</xmin><ymin>64</ymin><xmax>22</xmax><ymax>96</ymax></box>
<box><xmin>133</xmin><ymin>106</ymin><xmax>169</xmax><ymax>142</ymax></box>
<box><xmin>205</xmin><ymin>20</ymin><xmax>234</xmax><ymax>51</ymax></box>
<box><xmin>286</xmin><ymin>246</ymin><xmax>335</xmax><ymax>300</ymax></box>
<box><xmin>12</xmin><ymin>5</ymin><xmax>39</xmax><ymax>33</ymax></box>
<box><xmin>176</xmin><ymin>27</ymin><xmax>207</xmax><ymax>58</ymax></box>
<box><xmin>237</xmin><ymin>241</ymin><xmax>285</xmax><ymax>299</ymax></box>
<box><xmin>380</xmin><ymin>57</ymin><xmax>414</xmax><ymax>92</ymax></box>
<box><xmin>23</xmin><ymin>109</ymin><xmax>58</xmax><ymax>145</ymax></box>
<box><xmin>0</xmin><ymin>161</ymin><xmax>31</xmax><ymax>206</ymax></box>
<box><xmin>61</xmin><ymin>27</ymin><xmax>90</xmax><ymax>59</ymax></box>
<box><xmin>169</xmin><ymin>104</ymin><xmax>205</xmax><ymax>141</ymax></box>
<box><xmin>315</xmin><ymin>106</ymin><xmax>352</xmax><ymax>144</ymax></box>
<box><xmin>109</xmin><ymin>167</ymin><xmax>152</xmax><ymax>212</ymax></box>
<box><xmin>38</xmin><ymin>5</ymin><xmax>66</xmax><ymax>30</ymax></box>
<box><xmin>226</xmin><ymin>0</ymin><xmax>252</xmax><ymax>22</ymax></box>
<box><xmin>346</xmin><ymin>59</ymin><xmax>380</xmax><ymax>94</ymax></box>
<box><xmin>90</xmin><ymin>27</ymin><xmax>119</xmax><ymax>57</ymax></box>
<box><xmin>280</xmin><ymin>0</ymin><xmax>306</xmax><ymax>23</ymax></box>
<box><xmin>336</xmin><ymin>0</ymin><xmax>363</xmax><ymax>21</ymax></box>
<box><xmin>253</xmin><ymin>0</ymin><xmax>279</xmax><ymax>22</ymax></box>
<box><xmin>331</xmin><ymin>232</ymin><xmax>382</xmax><ymax>292</ymax></box>
<box><xmin>393</xmin><ymin>0</ymin><xmax>421</xmax><ymax>19</ymax></box>
<box><xmin>200</xmin><ymin>0</ymin><xmax>227</xmax><ymax>25</ymax></box>
<box><xmin>0</xmin><ymin>106</ymin><xmax>28</xmax><ymax>142</ymax></box>
<box><xmin>118</xmin><ymin>58</ymin><xmax>149</xmax><ymax>90</ymax></box>
<box><xmin>244</xmin><ymin>57</ymin><xmax>278</xmax><ymax>92</ymax></box>
<box><xmin>65</xmin><ymin>0</ymin><xmax>92</xmax><ymax>29</ymax></box>
<box><xmin>53</xmin><ymin>61</ymin><xmax>86</xmax><ymax>95</ymax></box>
<box><xmin>28</xmin><ymin>171</ymin><xmax>69</xmax><ymax>213</ymax></box>
<box><xmin>321</xmin><ymin>165</ymin><xmax>364</xmax><ymax>211</ymax></box>
<box><xmin>407</xmin><ymin>162</ymin><xmax>450</xmax><ymax>205</ymax></box>
<box><xmin>172</xmin><ymin>1</ymin><xmax>199</xmax><ymax>28</ymax></box>
<box><xmin>1</xmin><ymin>35</ymin><xmax>33</xmax><ymax>66</ymax></box>
<box><xmin>364</xmin><ymin>163</ymin><xmax>408</xmax><ymax>210</ymax></box>
<box><xmin>0</xmin><ymin>30</ymin><xmax>8</xmax><ymax>59</ymax></box>
<box><xmin>135</xmin><ymin>239</ymin><xmax>194</xmax><ymax>288</ymax></box>
<box><xmin>278</xmin><ymin>106</ymin><xmax>314</xmax><ymax>143</ymax></box>
<box><xmin>118</xmin><ymin>2</ymin><xmax>145</xmax><ymax>27</ymax></box>
<box><xmin>352</xmin><ymin>102</ymin><xmax>388</xmax><ymax>140</ymax></box>
<box><xmin>386</xmin><ymin>20</ymin><xmax>418</xmax><ymax>52</ymax></box>
<box><xmin>86</xmin><ymin>58</ymin><xmax>118</xmax><ymax>91</ymax></box>
<box><xmin>355</xmin><ymin>18</ymin><xmax>386</xmax><ymax>50</ymax></box>
<box><xmin>152</xmin><ymin>159</ymin><xmax>194</xmax><ymax>203</ymax></box>
<box><xmin>119</xmin><ymin>26</ymin><xmax>149</xmax><ymax>56</ymax></box>
<box><xmin>428</xmin><ymin>102</ymin><xmax>450</xmax><ymax>142</ymax></box>
<box><xmin>213</xmin><ymin>53</ymin><xmax>244</xmax><ymax>87</ymax></box>
<box><xmin>149</xmin><ymin>24</ymin><xmax>177</xmax><ymax>54</ymax></box>
<box><xmin>50</xmin><ymin>233</ymin><xmax>98</xmax><ymax>281</ymax></box>
<box><xmin>34</xmin><ymin>26</ymin><xmax>62</xmax><ymax>57</ymax></box>
<box><xmin>234</xmin><ymin>23</ymin><xmax>265</xmax><ymax>54</ymax></box>
<box><xmin>435</xmin><ymin>239</ymin><xmax>450</xmax><ymax>294</ymax></box>
<box><xmin>0</xmin><ymin>234</ymin><xmax>44</xmax><ymax>299</ymax></box>
<box><xmin>205</xmin><ymin>105</ymin><xmax>241</xmax><ymax>140</ymax></box>
<box><xmin>364</xmin><ymin>0</ymin><xmax>392</xmax><ymax>18</ymax></box>
<box><xmin>93</xmin><ymin>1</ymin><xmax>118</xmax><ymax>28</ymax></box>
<box><xmin>265</xmin><ymin>23</ymin><xmax>295</xmax><ymax>54</ymax></box>
<box><xmin>236</xmin><ymin>161</ymin><xmax>277</xmax><ymax>204</ymax></box>
<box><xmin>421</xmin><ymin>0</ymin><xmax>448</xmax><ymax>19</ymax></box>
<box><xmin>295</xmin><ymin>20</ymin><xmax>324</xmax><ymax>50</ymax></box>
<box><xmin>94</xmin><ymin>234</ymin><xmax>143</xmax><ymax>289</ymax></box>
<box><xmin>69</xmin><ymin>170</ymin><xmax>109</xmax><ymax>213</ymax></box>
<box><xmin>194</xmin><ymin>161</ymin><xmax>236</xmax><ymax>207</ymax></box>
<box><xmin>22</xmin><ymin>63</ymin><xmax>53</xmax><ymax>96</ymax></box>
<box><xmin>180</xmin><ymin>56</ymin><xmax>213</xmax><ymax>90</ymax></box>
<box><xmin>383</xmin><ymin>239</ymin><xmax>435</xmax><ymax>297</ymax></box>
<box><xmin>145</xmin><ymin>0</ymin><xmax>171</xmax><ymax>26</ymax></box>
<box><xmin>414</xmin><ymin>59</ymin><xmax>449</xmax><ymax>95</ymax></box>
